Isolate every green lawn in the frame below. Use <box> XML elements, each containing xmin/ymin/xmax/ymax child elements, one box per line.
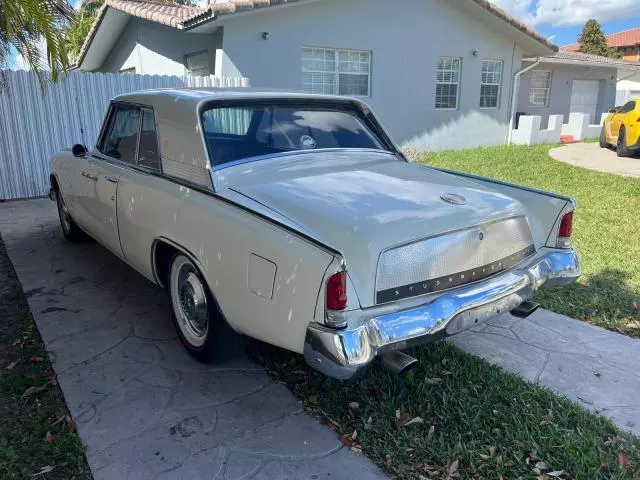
<box><xmin>255</xmin><ymin>341</ymin><xmax>640</xmax><ymax>479</ymax></box>
<box><xmin>419</xmin><ymin>144</ymin><xmax>640</xmax><ymax>337</ymax></box>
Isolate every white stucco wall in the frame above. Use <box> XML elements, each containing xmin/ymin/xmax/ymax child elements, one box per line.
<box><xmin>215</xmin><ymin>0</ymin><xmax>524</xmax><ymax>150</ymax></box>
<box><xmin>517</xmin><ymin>64</ymin><xmax>617</xmax><ymax>127</ymax></box>
<box><xmin>100</xmin><ymin>18</ymin><xmax>223</xmax><ymax>76</ymax></box>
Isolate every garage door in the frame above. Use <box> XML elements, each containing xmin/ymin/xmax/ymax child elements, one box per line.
<box><xmin>570</xmin><ymin>80</ymin><xmax>600</xmax><ymax>123</ymax></box>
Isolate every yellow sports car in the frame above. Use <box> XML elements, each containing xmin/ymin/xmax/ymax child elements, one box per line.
<box><xmin>600</xmin><ymin>99</ymin><xmax>640</xmax><ymax>157</ymax></box>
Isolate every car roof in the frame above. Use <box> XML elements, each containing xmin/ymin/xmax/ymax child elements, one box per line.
<box><xmin>113</xmin><ymin>88</ymin><xmax>362</xmax><ymax>108</ymax></box>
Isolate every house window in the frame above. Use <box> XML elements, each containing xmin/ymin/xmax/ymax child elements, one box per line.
<box><xmin>480</xmin><ymin>60</ymin><xmax>503</xmax><ymax>108</ymax></box>
<box><xmin>302</xmin><ymin>47</ymin><xmax>371</xmax><ymax>96</ymax></box>
<box><xmin>185</xmin><ymin>51</ymin><xmax>211</xmax><ymax>77</ymax></box>
<box><xmin>529</xmin><ymin>71</ymin><xmax>552</xmax><ymax>106</ymax></box>
<box><xmin>435</xmin><ymin>57</ymin><xmax>461</xmax><ymax>109</ymax></box>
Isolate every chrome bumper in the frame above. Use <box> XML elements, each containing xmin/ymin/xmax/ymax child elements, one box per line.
<box><xmin>304</xmin><ymin>248</ymin><xmax>580</xmax><ymax>380</ymax></box>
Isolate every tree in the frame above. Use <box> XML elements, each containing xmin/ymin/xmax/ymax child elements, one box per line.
<box><xmin>0</xmin><ymin>0</ymin><xmax>74</xmax><ymax>88</ymax></box>
<box><xmin>577</xmin><ymin>19</ymin><xmax>622</xmax><ymax>59</ymax></box>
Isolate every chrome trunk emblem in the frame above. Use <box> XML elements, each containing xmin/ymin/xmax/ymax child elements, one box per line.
<box><xmin>440</xmin><ymin>193</ymin><xmax>467</xmax><ymax>205</ymax></box>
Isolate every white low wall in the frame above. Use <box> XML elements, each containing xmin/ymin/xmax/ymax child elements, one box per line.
<box><xmin>511</xmin><ymin>112</ymin><xmax>608</xmax><ymax>146</ymax></box>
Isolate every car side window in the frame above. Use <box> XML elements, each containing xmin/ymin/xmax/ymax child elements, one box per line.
<box><xmin>138</xmin><ymin>108</ymin><xmax>161</xmax><ymax>171</ymax></box>
<box><xmin>100</xmin><ymin>105</ymin><xmax>140</xmax><ymax>164</ymax></box>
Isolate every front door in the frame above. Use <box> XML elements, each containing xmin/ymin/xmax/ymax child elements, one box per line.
<box><xmin>570</xmin><ymin>79</ymin><xmax>599</xmax><ymax>124</ymax></box>
<box><xmin>83</xmin><ymin>157</ymin><xmax>124</xmax><ymax>257</ymax></box>
<box><xmin>86</xmin><ymin>104</ymin><xmax>142</xmax><ymax>258</ymax></box>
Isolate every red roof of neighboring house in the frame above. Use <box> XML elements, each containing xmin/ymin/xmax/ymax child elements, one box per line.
<box><xmin>562</xmin><ymin>27</ymin><xmax>640</xmax><ymax>51</ymax></box>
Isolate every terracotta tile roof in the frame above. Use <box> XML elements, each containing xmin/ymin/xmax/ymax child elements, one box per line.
<box><xmin>547</xmin><ymin>50</ymin><xmax>640</xmax><ymax>67</ymax></box>
<box><xmin>76</xmin><ymin>0</ymin><xmax>557</xmax><ymax>68</ymax></box>
<box><xmin>562</xmin><ymin>27</ymin><xmax>640</xmax><ymax>51</ymax></box>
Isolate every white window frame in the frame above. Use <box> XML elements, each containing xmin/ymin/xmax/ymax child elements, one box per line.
<box><xmin>529</xmin><ymin>70</ymin><xmax>552</xmax><ymax>107</ymax></box>
<box><xmin>185</xmin><ymin>50</ymin><xmax>211</xmax><ymax>77</ymax></box>
<box><xmin>479</xmin><ymin>59</ymin><xmax>503</xmax><ymax>109</ymax></box>
<box><xmin>435</xmin><ymin>56</ymin><xmax>462</xmax><ymax>110</ymax></box>
<box><xmin>301</xmin><ymin>47</ymin><xmax>372</xmax><ymax>97</ymax></box>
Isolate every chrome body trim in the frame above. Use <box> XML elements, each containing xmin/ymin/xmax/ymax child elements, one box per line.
<box><xmin>304</xmin><ymin>247</ymin><xmax>580</xmax><ymax>379</ymax></box>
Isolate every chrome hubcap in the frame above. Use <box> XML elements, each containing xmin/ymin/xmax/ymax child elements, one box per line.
<box><xmin>57</xmin><ymin>193</ymin><xmax>71</xmax><ymax>232</ymax></box>
<box><xmin>170</xmin><ymin>257</ymin><xmax>209</xmax><ymax>347</ymax></box>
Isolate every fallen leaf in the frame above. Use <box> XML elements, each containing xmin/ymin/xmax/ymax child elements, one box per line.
<box><xmin>400</xmin><ymin>417</ymin><xmax>424</xmax><ymax>427</ymax></box>
<box><xmin>386</xmin><ymin>453</ymin><xmax>393</xmax><ymax>468</ymax></box>
<box><xmin>44</xmin><ymin>431</ymin><xmax>56</xmax><ymax>443</ymax></box>
<box><xmin>427</xmin><ymin>425</ymin><xmax>435</xmax><ymax>441</ymax></box>
<box><xmin>445</xmin><ymin>459</ymin><xmax>459</xmax><ymax>477</ymax></box>
<box><xmin>31</xmin><ymin>465</ymin><xmax>54</xmax><ymax>477</ymax></box>
<box><xmin>442</xmin><ymin>370</ymin><xmax>454</xmax><ymax>376</ymax></box>
<box><xmin>22</xmin><ymin>385</ymin><xmax>47</xmax><ymax>397</ymax></box>
<box><xmin>548</xmin><ymin>471</ymin><xmax>564</xmax><ymax>477</ymax></box>
<box><xmin>12</xmin><ymin>339</ymin><xmax>22</xmax><ymax>347</ymax></box>
<box><xmin>307</xmin><ymin>394</ymin><xmax>318</xmax><ymax>405</ymax></box>
<box><xmin>536</xmin><ymin>476</ymin><xmax>549</xmax><ymax>480</ymax></box>
<box><xmin>48</xmin><ymin>376</ymin><xmax>58</xmax><ymax>386</ymax></box>
<box><xmin>535</xmin><ymin>461</ymin><xmax>550</xmax><ymax>470</ymax></box>
<box><xmin>372</xmin><ymin>385</ymin><xmax>385</xmax><ymax>402</ymax></box>
<box><xmin>351</xmin><ymin>430</ymin><xmax>357</xmax><ymax>440</ymax></box>
<box><xmin>350</xmin><ymin>445</ymin><xmax>362</xmax><ymax>454</ymax></box>
<box><xmin>395</xmin><ymin>409</ymin><xmax>401</xmax><ymax>420</ymax></box>
<box><xmin>594</xmin><ymin>369</ymin><xmax>602</xmax><ymax>378</ymax></box>
<box><xmin>425</xmin><ymin>377</ymin><xmax>442</xmax><ymax>385</ymax></box>
<box><xmin>618</xmin><ymin>451</ymin><xmax>629</xmax><ymax>471</ymax></box>
<box><xmin>489</xmin><ymin>446</ymin><xmax>497</xmax><ymax>458</ymax></box>
<box><xmin>5</xmin><ymin>360</ymin><xmax>19</xmax><ymax>370</ymax></box>
<box><xmin>467</xmin><ymin>461</ymin><xmax>476</xmax><ymax>473</ymax></box>
<box><xmin>31</xmin><ymin>356</ymin><xmax>44</xmax><ymax>364</ymax></box>
<box><xmin>348</xmin><ymin>401</ymin><xmax>360</xmax><ymax>412</ymax></box>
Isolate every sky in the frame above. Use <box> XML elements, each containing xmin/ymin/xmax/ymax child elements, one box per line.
<box><xmin>7</xmin><ymin>0</ymin><xmax>640</xmax><ymax>70</ymax></box>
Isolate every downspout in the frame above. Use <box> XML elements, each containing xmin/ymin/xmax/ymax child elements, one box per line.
<box><xmin>507</xmin><ymin>58</ymin><xmax>540</xmax><ymax>145</ymax></box>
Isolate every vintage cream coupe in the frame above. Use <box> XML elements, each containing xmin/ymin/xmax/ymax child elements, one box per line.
<box><xmin>49</xmin><ymin>89</ymin><xmax>580</xmax><ymax>379</ymax></box>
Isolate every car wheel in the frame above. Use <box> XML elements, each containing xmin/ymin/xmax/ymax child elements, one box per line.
<box><xmin>168</xmin><ymin>254</ymin><xmax>248</xmax><ymax>363</ymax></box>
<box><xmin>599</xmin><ymin>127</ymin><xmax>608</xmax><ymax>149</ymax></box>
<box><xmin>617</xmin><ymin>127</ymin><xmax>630</xmax><ymax>157</ymax></box>
<box><xmin>55</xmin><ymin>189</ymin><xmax>89</xmax><ymax>242</ymax></box>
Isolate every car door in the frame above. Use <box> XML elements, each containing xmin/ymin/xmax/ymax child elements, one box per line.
<box><xmin>610</xmin><ymin>101</ymin><xmax>635</xmax><ymax>141</ymax></box>
<box><xmin>84</xmin><ymin>104</ymin><xmax>142</xmax><ymax>258</ymax></box>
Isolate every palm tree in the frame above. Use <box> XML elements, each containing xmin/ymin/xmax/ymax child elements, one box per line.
<box><xmin>0</xmin><ymin>0</ymin><xmax>74</xmax><ymax>88</ymax></box>
<box><xmin>65</xmin><ymin>0</ymin><xmax>103</xmax><ymax>63</ymax></box>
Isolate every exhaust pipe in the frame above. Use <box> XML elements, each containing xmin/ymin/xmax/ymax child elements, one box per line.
<box><xmin>510</xmin><ymin>300</ymin><xmax>540</xmax><ymax>318</ymax></box>
<box><xmin>379</xmin><ymin>350</ymin><xmax>418</xmax><ymax>375</ymax></box>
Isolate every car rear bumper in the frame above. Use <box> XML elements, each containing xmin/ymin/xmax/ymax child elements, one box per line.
<box><xmin>303</xmin><ymin>247</ymin><xmax>580</xmax><ymax>379</ymax></box>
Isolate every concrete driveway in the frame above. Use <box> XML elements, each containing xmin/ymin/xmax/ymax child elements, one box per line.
<box><xmin>0</xmin><ymin>199</ymin><xmax>385</xmax><ymax>480</ymax></box>
<box><xmin>550</xmin><ymin>142</ymin><xmax>640</xmax><ymax>177</ymax></box>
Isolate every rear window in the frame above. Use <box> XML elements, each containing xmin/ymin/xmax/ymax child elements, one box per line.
<box><xmin>201</xmin><ymin>103</ymin><xmax>384</xmax><ymax>166</ymax></box>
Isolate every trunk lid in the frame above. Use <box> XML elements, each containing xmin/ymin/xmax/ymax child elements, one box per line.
<box><xmin>217</xmin><ymin>150</ymin><xmax>529</xmax><ymax>307</ymax></box>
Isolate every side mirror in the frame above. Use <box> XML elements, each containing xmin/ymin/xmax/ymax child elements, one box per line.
<box><xmin>608</xmin><ymin>108</ymin><xmax>617</xmax><ymax>113</ymax></box>
<box><xmin>72</xmin><ymin>144</ymin><xmax>87</xmax><ymax>157</ymax></box>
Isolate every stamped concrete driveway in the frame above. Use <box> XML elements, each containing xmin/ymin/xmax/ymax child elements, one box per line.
<box><xmin>550</xmin><ymin>142</ymin><xmax>640</xmax><ymax>177</ymax></box>
<box><xmin>0</xmin><ymin>199</ymin><xmax>385</xmax><ymax>480</ymax></box>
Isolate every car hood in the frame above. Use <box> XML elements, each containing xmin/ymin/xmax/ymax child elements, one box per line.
<box><xmin>216</xmin><ymin>150</ymin><xmax>528</xmax><ymax>307</ymax></box>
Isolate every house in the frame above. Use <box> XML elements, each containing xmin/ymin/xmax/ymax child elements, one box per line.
<box><xmin>76</xmin><ymin>0</ymin><xmax>558</xmax><ymax>151</ymax></box>
<box><xmin>516</xmin><ymin>51</ymin><xmax>640</xmax><ymax>127</ymax></box>
<box><xmin>562</xmin><ymin>28</ymin><xmax>640</xmax><ymax>103</ymax></box>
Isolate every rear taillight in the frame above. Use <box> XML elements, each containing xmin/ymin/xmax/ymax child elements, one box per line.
<box><xmin>326</xmin><ymin>271</ymin><xmax>347</xmax><ymax>311</ymax></box>
<box><xmin>557</xmin><ymin>211</ymin><xmax>573</xmax><ymax>248</ymax></box>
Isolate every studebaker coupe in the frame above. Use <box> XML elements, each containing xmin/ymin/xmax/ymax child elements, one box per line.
<box><xmin>50</xmin><ymin>89</ymin><xmax>580</xmax><ymax>379</ymax></box>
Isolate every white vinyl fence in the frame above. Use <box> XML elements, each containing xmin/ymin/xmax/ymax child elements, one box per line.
<box><xmin>0</xmin><ymin>70</ymin><xmax>249</xmax><ymax>200</ymax></box>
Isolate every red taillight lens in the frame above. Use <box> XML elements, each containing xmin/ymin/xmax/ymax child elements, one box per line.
<box><xmin>326</xmin><ymin>271</ymin><xmax>347</xmax><ymax>311</ymax></box>
<box><xmin>559</xmin><ymin>211</ymin><xmax>574</xmax><ymax>238</ymax></box>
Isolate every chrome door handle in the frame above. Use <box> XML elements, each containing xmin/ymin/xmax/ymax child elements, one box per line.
<box><xmin>104</xmin><ymin>176</ymin><xmax>119</xmax><ymax>184</ymax></box>
<box><xmin>81</xmin><ymin>171</ymin><xmax>98</xmax><ymax>182</ymax></box>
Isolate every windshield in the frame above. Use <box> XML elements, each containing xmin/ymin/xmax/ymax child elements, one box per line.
<box><xmin>201</xmin><ymin>102</ymin><xmax>386</xmax><ymax>166</ymax></box>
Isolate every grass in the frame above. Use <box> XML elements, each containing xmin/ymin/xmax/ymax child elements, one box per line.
<box><xmin>0</xmin><ymin>236</ymin><xmax>91</xmax><ymax>480</ymax></box>
<box><xmin>255</xmin><ymin>341</ymin><xmax>640</xmax><ymax>479</ymax></box>
<box><xmin>418</xmin><ymin>144</ymin><xmax>640</xmax><ymax>337</ymax></box>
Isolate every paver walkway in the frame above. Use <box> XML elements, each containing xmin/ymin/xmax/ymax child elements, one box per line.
<box><xmin>452</xmin><ymin>308</ymin><xmax>640</xmax><ymax>435</ymax></box>
<box><xmin>0</xmin><ymin>199</ymin><xmax>385</xmax><ymax>480</ymax></box>
<box><xmin>550</xmin><ymin>142</ymin><xmax>640</xmax><ymax>177</ymax></box>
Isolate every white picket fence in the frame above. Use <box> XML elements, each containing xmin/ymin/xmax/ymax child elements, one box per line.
<box><xmin>0</xmin><ymin>70</ymin><xmax>249</xmax><ymax>200</ymax></box>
